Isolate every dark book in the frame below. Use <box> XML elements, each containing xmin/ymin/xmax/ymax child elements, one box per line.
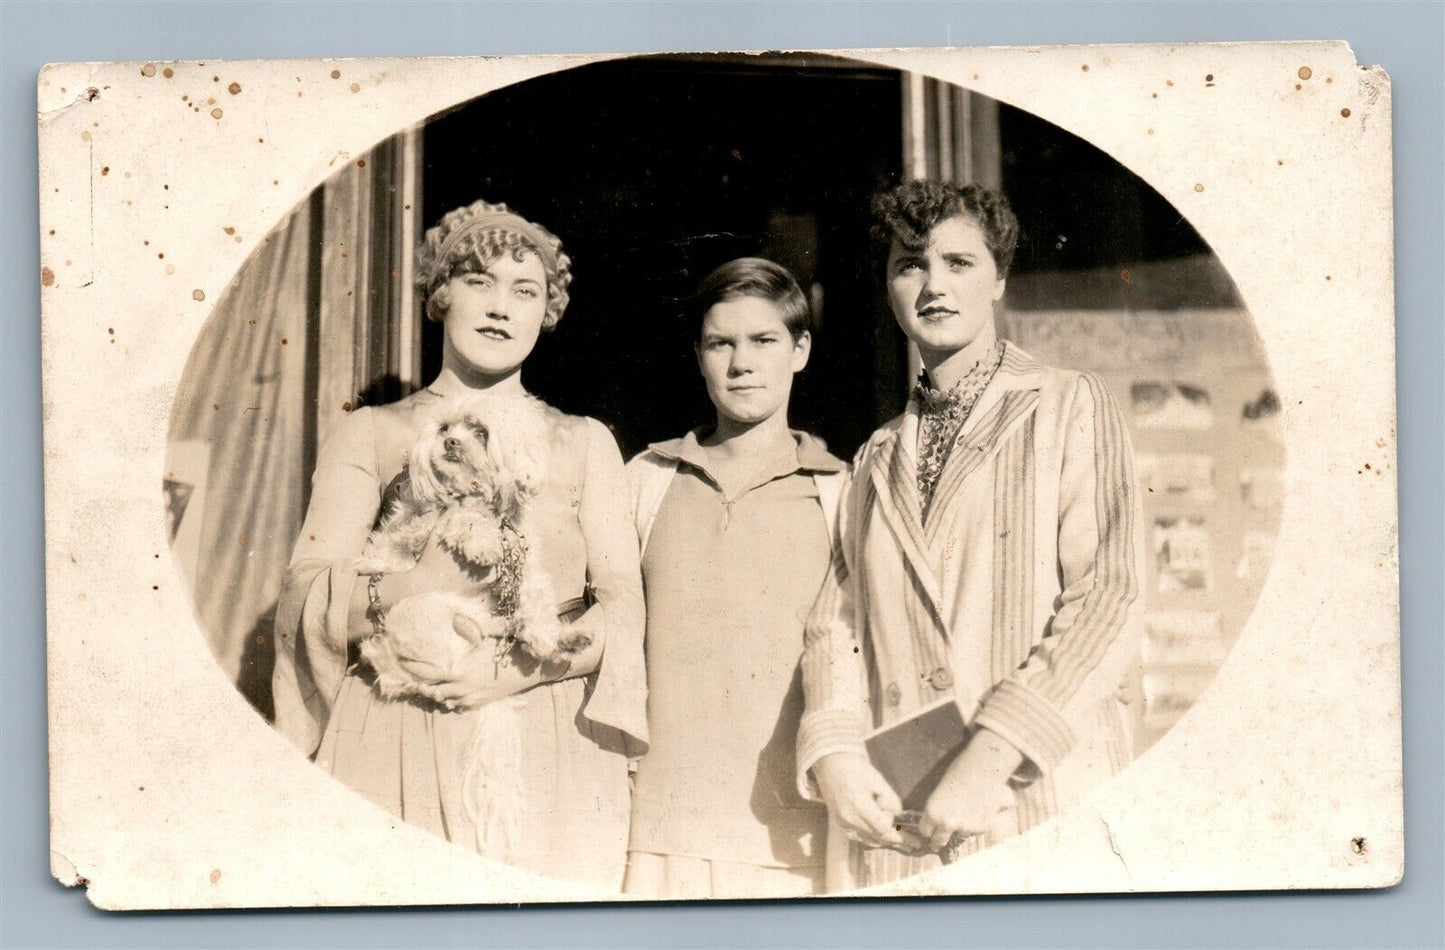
<box><xmin>864</xmin><ymin>697</ymin><xmax>970</xmax><ymax>812</ymax></box>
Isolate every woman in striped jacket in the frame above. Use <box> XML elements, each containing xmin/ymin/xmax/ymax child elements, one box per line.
<box><xmin>796</xmin><ymin>181</ymin><xmax>1145</xmax><ymax>890</ymax></box>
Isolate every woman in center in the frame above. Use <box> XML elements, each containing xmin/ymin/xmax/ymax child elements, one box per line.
<box><xmin>623</xmin><ymin>258</ymin><xmax>846</xmax><ymax>900</ymax></box>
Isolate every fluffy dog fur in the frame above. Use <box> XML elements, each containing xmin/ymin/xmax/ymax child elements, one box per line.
<box><xmin>353</xmin><ymin>391</ymin><xmax>590</xmax><ymax>858</ymax></box>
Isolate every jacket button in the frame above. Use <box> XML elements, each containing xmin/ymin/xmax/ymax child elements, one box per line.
<box><xmin>884</xmin><ymin>683</ymin><xmax>901</xmax><ymax>706</ymax></box>
<box><xmin>929</xmin><ymin>667</ymin><xmax>954</xmax><ymax>691</ymax></box>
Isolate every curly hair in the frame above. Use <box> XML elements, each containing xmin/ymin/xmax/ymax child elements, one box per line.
<box><xmin>415</xmin><ymin>200</ymin><xmax>574</xmax><ymax>330</ymax></box>
<box><xmin>871</xmin><ymin>181</ymin><xmax>1020</xmax><ymax>277</ymax></box>
<box><xmin>689</xmin><ymin>257</ymin><xmax>812</xmax><ymax>341</ymax></box>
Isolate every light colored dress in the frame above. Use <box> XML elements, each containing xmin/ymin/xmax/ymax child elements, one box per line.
<box><xmin>798</xmin><ymin>343</ymin><xmax>1144</xmax><ymax>890</ymax></box>
<box><xmin>621</xmin><ymin>431</ymin><xmax>843</xmax><ymax>900</ymax></box>
<box><xmin>271</xmin><ymin>387</ymin><xmax>647</xmax><ymax>891</ymax></box>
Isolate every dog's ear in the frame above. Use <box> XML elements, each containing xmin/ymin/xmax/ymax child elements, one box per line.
<box><xmin>405</xmin><ymin>423</ymin><xmax>447</xmax><ymax>504</ymax></box>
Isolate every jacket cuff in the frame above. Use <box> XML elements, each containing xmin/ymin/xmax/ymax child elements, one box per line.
<box><xmin>796</xmin><ymin>709</ymin><xmax>868</xmax><ymax>801</ymax></box>
<box><xmin>972</xmin><ymin>678</ymin><xmax>1078</xmax><ymax>778</ymax></box>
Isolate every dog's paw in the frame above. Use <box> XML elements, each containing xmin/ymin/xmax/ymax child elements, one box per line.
<box><xmin>441</xmin><ymin>516</ymin><xmax>504</xmax><ymax>566</ymax></box>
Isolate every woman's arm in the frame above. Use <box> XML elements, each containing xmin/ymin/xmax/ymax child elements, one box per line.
<box><xmin>919</xmin><ymin>374</ymin><xmax>1142</xmax><ymax>849</ymax></box>
<box><xmin>797</xmin><ymin>466</ymin><xmax>907</xmax><ymax>849</ymax></box>
<box><xmin>969</xmin><ymin>372</ymin><xmax>1144</xmax><ymax>776</ymax></box>
<box><xmin>571</xmin><ymin>417</ymin><xmax>648</xmax><ymax>752</ymax></box>
<box><xmin>272</xmin><ymin>408</ymin><xmax>382</xmax><ymax>755</ymax></box>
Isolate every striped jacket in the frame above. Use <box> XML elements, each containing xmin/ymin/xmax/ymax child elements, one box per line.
<box><xmin>796</xmin><ymin>342</ymin><xmax>1144</xmax><ymax>889</ymax></box>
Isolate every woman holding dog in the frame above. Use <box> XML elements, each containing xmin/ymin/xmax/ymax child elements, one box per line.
<box><xmin>273</xmin><ymin>200</ymin><xmax>646</xmax><ymax>890</ymax></box>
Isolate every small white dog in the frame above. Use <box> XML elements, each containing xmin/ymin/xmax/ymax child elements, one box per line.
<box><xmin>354</xmin><ymin>391</ymin><xmax>590</xmax><ymax>858</ymax></box>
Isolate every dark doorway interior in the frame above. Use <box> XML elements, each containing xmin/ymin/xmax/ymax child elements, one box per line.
<box><xmin>422</xmin><ymin>55</ymin><xmax>905</xmax><ymax>460</ymax></box>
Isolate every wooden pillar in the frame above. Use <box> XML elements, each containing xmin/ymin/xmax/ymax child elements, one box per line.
<box><xmin>900</xmin><ymin>74</ymin><xmax>1004</xmax><ymax>384</ymax></box>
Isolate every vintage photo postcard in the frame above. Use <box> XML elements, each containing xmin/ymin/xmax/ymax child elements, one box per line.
<box><xmin>39</xmin><ymin>41</ymin><xmax>1401</xmax><ymax>909</ymax></box>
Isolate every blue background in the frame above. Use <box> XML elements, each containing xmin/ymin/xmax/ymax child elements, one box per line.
<box><xmin>2</xmin><ymin>3</ymin><xmax>1440</xmax><ymax>947</ymax></box>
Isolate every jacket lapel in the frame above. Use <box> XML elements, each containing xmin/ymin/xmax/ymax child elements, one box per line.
<box><xmin>923</xmin><ymin>342</ymin><xmax>1047</xmax><ymax>544</ymax></box>
<box><xmin>865</xmin><ymin>419</ymin><xmax>945</xmax><ymax>622</ymax></box>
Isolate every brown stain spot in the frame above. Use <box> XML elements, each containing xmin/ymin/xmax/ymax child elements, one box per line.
<box><xmin>192</xmin><ymin>289</ymin><xmax>206</xmax><ymax>301</ymax></box>
<box><xmin>40</xmin><ymin>266</ymin><xmax>55</xmax><ymax>287</ymax></box>
<box><xmin>212</xmin><ymin>75</ymin><xmax>220</xmax><ymax>83</ymax></box>
<box><xmin>107</xmin><ymin>328</ymin><xmax>114</xmax><ymax>335</ymax></box>
<box><xmin>1151</xmin><ymin>92</ymin><xmax>1158</xmax><ymax>99</ymax></box>
<box><xmin>1081</xmin><ymin>64</ymin><xmax>1089</xmax><ymax>72</ymax></box>
<box><xmin>1277</xmin><ymin>159</ymin><xmax>1284</xmax><ymax>166</ymax></box>
<box><xmin>211</xmin><ymin>107</ymin><xmax>223</xmax><ymax>119</ymax></box>
<box><xmin>1364</xmin><ymin>462</ymin><xmax>1371</xmax><ymax>471</ymax></box>
<box><xmin>1194</xmin><ymin>183</ymin><xmax>1204</xmax><ymax>193</ymax></box>
<box><xmin>1351</xmin><ymin>837</ymin><xmax>1367</xmax><ymax>855</ymax></box>
<box><xmin>357</xmin><ymin>158</ymin><xmax>366</xmax><ymax>168</ymax></box>
<box><xmin>1340</xmin><ymin>108</ymin><xmax>1351</xmax><ymax>118</ymax></box>
<box><xmin>1166</xmin><ymin>79</ymin><xmax>1174</xmax><ymax>87</ymax></box>
<box><xmin>1147</xmin><ymin>128</ymin><xmax>1154</xmax><ymax>135</ymax></box>
<box><xmin>350</xmin><ymin>82</ymin><xmax>361</xmax><ymax>93</ymax></box>
<box><xmin>163</xmin><ymin>67</ymin><xmax>174</xmax><ymax>79</ymax></box>
<box><xmin>341</xmin><ymin>402</ymin><xmax>353</xmax><ymax>412</ymax></box>
<box><xmin>140</xmin><ymin>63</ymin><xmax>157</xmax><ymax>78</ymax></box>
<box><xmin>1325</xmin><ymin>275</ymin><xmax>1332</xmax><ymax>281</ymax></box>
<box><xmin>239</xmin><ymin>534</ymin><xmax>248</xmax><ymax>546</ymax></box>
<box><xmin>1120</xmin><ymin>269</ymin><xmax>1131</xmax><ymax>284</ymax></box>
<box><xmin>281</xmin><ymin>337</ymin><xmax>288</xmax><ymax>345</ymax></box>
<box><xmin>80</xmin><ymin>130</ymin><xmax>91</xmax><ymax>142</ymax></box>
<box><xmin>228</xmin><ymin>81</ymin><xmax>242</xmax><ymax>95</ymax></box>
<box><xmin>223</xmin><ymin>226</ymin><xmax>235</xmax><ymax>235</ymax></box>
<box><xmin>1326</xmin><ymin>76</ymin><xmax>1333</xmax><ymax>84</ymax></box>
<box><xmin>157</xmin><ymin>252</ymin><xmax>164</xmax><ymax>259</ymax></box>
<box><xmin>210</xmin><ymin>869</ymin><xmax>222</xmax><ymax>884</ymax></box>
<box><xmin>48</xmin><ymin>229</ymin><xmax>55</xmax><ymax>236</ymax></box>
<box><xmin>331</xmin><ymin>69</ymin><xmax>341</xmax><ymax>79</ymax></box>
<box><xmin>1295</xmin><ymin>84</ymin><xmax>1302</xmax><ymax>91</ymax></box>
<box><xmin>151</xmin><ymin>585</ymin><xmax>159</xmax><ymax>591</ymax></box>
<box><xmin>235</xmin><ymin>235</ymin><xmax>243</xmax><ymax>243</ymax></box>
<box><xmin>101</xmin><ymin>166</ymin><xmax>109</xmax><ymax>176</ymax></box>
<box><xmin>1298</xmin><ymin>66</ymin><xmax>1312</xmax><ymax>80</ymax></box>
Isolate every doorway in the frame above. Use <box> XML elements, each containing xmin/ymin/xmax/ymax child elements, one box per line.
<box><xmin>421</xmin><ymin>54</ymin><xmax>906</xmax><ymax>459</ymax></box>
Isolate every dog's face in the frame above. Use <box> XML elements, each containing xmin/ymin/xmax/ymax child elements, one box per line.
<box><xmin>406</xmin><ymin>395</ymin><xmax>548</xmax><ymax>515</ymax></box>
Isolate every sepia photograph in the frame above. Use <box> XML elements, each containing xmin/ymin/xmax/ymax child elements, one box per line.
<box><xmin>39</xmin><ymin>41</ymin><xmax>1401</xmax><ymax>909</ymax></box>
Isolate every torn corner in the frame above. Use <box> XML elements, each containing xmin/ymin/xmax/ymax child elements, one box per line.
<box><xmin>50</xmin><ymin>848</ymin><xmax>88</xmax><ymax>888</ymax></box>
<box><xmin>36</xmin><ymin>63</ymin><xmax>99</xmax><ymax>128</ymax></box>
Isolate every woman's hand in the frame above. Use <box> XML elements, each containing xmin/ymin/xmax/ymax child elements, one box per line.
<box><xmin>812</xmin><ymin>752</ymin><xmax>907</xmax><ymax>850</ymax></box>
<box><xmin>917</xmin><ymin>727</ymin><xmax>1023</xmax><ymax>853</ymax></box>
<box><xmin>402</xmin><ymin>634</ymin><xmax>582</xmax><ymax>711</ymax></box>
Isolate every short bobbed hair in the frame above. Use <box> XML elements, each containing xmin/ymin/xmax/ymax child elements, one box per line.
<box><xmin>689</xmin><ymin>257</ymin><xmax>812</xmax><ymax>341</ymax></box>
<box><xmin>416</xmin><ymin>200</ymin><xmax>574</xmax><ymax>330</ymax></box>
<box><xmin>871</xmin><ymin>181</ymin><xmax>1021</xmax><ymax>278</ymax></box>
